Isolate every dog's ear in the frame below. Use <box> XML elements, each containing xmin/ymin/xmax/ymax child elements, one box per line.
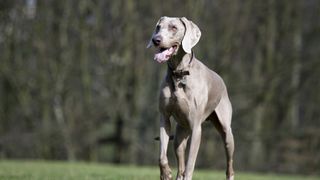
<box><xmin>180</xmin><ymin>17</ymin><xmax>201</xmax><ymax>53</ymax></box>
<box><xmin>146</xmin><ymin>17</ymin><xmax>165</xmax><ymax>48</ymax></box>
<box><xmin>146</xmin><ymin>29</ymin><xmax>155</xmax><ymax>48</ymax></box>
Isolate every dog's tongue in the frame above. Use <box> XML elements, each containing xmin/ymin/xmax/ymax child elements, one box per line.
<box><xmin>154</xmin><ymin>47</ymin><xmax>175</xmax><ymax>63</ymax></box>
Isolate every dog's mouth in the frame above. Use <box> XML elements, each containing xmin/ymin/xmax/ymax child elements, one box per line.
<box><xmin>154</xmin><ymin>45</ymin><xmax>178</xmax><ymax>63</ymax></box>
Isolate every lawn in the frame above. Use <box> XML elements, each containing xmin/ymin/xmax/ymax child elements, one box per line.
<box><xmin>0</xmin><ymin>160</ymin><xmax>318</xmax><ymax>180</ymax></box>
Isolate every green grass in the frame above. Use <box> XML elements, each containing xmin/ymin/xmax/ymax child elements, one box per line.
<box><xmin>0</xmin><ymin>160</ymin><xmax>318</xmax><ymax>180</ymax></box>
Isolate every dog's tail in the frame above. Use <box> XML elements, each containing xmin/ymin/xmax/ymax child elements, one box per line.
<box><xmin>154</xmin><ymin>135</ymin><xmax>174</xmax><ymax>141</ymax></box>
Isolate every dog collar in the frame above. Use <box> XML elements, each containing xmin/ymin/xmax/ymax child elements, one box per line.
<box><xmin>168</xmin><ymin>51</ymin><xmax>194</xmax><ymax>78</ymax></box>
<box><xmin>172</xmin><ymin>70</ymin><xmax>190</xmax><ymax>79</ymax></box>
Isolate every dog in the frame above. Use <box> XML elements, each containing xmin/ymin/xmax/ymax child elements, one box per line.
<box><xmin>147</xmin><ymin>16</ymin><xmax>235</xmax><ymax>180</ymax></box>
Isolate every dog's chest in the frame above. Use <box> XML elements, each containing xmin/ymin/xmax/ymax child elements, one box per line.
<box><xmin>167</xmin><ymin>78</ymin><xmax>199</xmax><ymax>127</ymax></box>
<box><xmin>168</xmin><ymin>89</ymin><xmax>191</xmax><ymax>127</ymax></box>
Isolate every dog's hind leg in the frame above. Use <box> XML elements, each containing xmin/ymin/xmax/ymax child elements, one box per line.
<box><xmin>212</xmin><ymin>94</ymin><xmax>234</xmax><ymax>180</ymax></box>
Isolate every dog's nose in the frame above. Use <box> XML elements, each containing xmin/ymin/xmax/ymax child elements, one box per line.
<box><xmin>152</xmin><ymin>36</ymin><xmax>162</xmax><ymax>46</ymax></box>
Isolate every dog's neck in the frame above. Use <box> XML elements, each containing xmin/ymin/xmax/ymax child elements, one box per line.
<box><xmin>167</xmin><ymin>48</ymin><xmax>193</xmax><ymax>74</ymax></box>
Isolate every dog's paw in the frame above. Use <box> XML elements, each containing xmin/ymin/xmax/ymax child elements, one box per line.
<box><xmin>227</xmin><ymin>175</ymin><xmax>234</xmax><ymax>180</ymax></box>
<box><xmin>160</xmin><ymin>174</ymin><xmax>172</xmax><ymax>180</ymax></box>
<box><xmin>160</xmin><ymin>172</ymin><xmax>172</xmax><ymax>180</ymax></box>
<box><xmin>160</xmin><ymin>163</ymin><xmax>172</xmax><ymax>180</ymax></box>
<box><xmin>176</xmin><ymin>175</ymin><xmax>183</xmax><ymax>180</ymax></box>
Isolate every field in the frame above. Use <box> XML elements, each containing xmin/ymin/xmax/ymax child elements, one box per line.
<box><xmin>0</xmin><ymin>160</ymin><xmax>318</xmax><ymax>180</ymax></box>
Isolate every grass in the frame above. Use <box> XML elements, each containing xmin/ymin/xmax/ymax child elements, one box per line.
<box><xmin>0</xmin><ymin>160</ymin><xmax>318</xmax><ymax>180</ymax></box>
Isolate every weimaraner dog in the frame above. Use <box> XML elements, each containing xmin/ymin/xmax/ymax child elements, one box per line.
<box><xmin>147</xmin><ymin>16</ymin><xmax>235</xmax><ymax>180</ymax></box>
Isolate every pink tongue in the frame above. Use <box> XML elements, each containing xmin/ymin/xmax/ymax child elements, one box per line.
<box><xmin>154</xmin><ymin>47</ymin><xmax>174</xmax><ymax>63</ymax></box>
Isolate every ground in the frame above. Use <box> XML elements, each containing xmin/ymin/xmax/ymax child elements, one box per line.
<box><xmin>0</xmin><ymin>160</ymin><xmax>318</xmax><ymax>180</ymax></box>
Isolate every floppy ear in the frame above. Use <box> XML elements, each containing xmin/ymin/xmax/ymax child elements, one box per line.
<box><xmin>146</xmin><ymin>17</ymin><xmax>165</xmax><ymax>48</ymax></box>
<box><xmin>146</xmin><ymin>30</ymin><xmax>155</xmax><ymax>48</ymax></box>
<box><xmin>180</xmin><ymin>17</ymin><xmax>201</xmax><ymax>53</ymax></box>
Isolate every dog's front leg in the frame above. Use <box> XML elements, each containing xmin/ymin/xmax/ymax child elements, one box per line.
<box><xmin>184</xmin><ymin>125</ymin><xmax>202</xmax><ymax>180</ymax></box>
<box><xmin>159</xmin><ymin>114</ymin><xmax>172</xmax><ymax>180</ymax></box>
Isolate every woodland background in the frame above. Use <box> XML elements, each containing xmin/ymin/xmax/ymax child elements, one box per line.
<box><xmin>0</xmin><ymin>0</ymin><xmax>319</xmax><ymax>175</ymax></box>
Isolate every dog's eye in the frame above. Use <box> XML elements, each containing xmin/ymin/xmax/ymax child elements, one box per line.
<box><xmin>156</xmin><ymin>25</ymin><xmax>161</xmax><ymax>32</ymax></box>
<box><xmin>169</xmin><ymin>24</ymin><xmax>177</xmax><ymax>31</ymax></box>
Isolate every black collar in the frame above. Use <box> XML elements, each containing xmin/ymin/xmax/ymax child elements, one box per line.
<box><xmin>168</xmin><ymin>51</ymin><xmax>194</xmax><ymax>79</ymax></box>
<box><xmin>171</xmin><ymin>70</ymin><xmax>190</xmax><ymax>79</ymax></box>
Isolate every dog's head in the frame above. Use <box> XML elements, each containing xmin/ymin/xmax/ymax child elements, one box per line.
<box><xmin>147</xmin><ymin>16</ymin><xmax>201</xmax><ymax>63</ymax></box>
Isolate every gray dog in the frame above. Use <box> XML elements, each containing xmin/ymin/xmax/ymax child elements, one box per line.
<box><xmin>147</xmin><ymin>16</ymin><xmax>235</xmax><ymax>180</ymax></box>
